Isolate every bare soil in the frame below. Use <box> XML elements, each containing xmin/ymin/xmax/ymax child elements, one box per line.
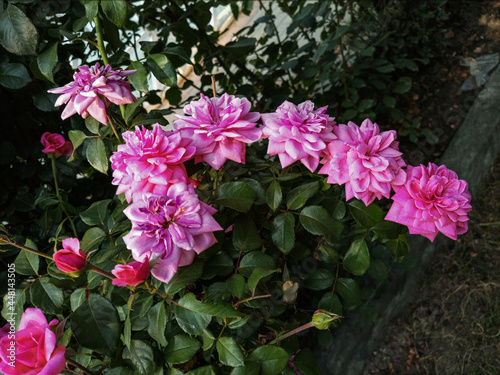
<box><xmin>363</xmin><ymin>1</ymin><xmax>500</xmax><ymax>374</ymax></box>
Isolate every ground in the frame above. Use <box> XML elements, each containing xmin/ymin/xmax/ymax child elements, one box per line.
<box><xmin>363</xmin><ymin>2</ymin><xmax>500</xmax><ymax>374</ymax></box>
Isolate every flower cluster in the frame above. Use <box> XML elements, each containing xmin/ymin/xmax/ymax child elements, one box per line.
<box><xmin>48</xmin><ymin>63</ymin><xmax>136</xmax><ymax>125</ymax></box>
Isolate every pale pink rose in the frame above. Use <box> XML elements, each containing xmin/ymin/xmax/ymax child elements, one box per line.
<box><xmin>319</xmin><ymin>119</ymin><xmax>406</xmax><ymax>206</ymax></box>
<box><xmin>385</xmin><ymin>163</ymin><xmax>472</xmax><ymax>242</ymax></box>
<box><xmin>261</xmin><ymin>100</ymin><xmax>336</xmax><ymax>172</ymax></box>
<box><xmin>110</xmin><ymin>125</ymin><xmax>196</xmax><ymax>202</ymax></box>
<box><xmin>173</xmin><ymin>93</ymin><xmax>261</xmax><ymax>169</ymax></box>
<box><xmin>123</xmin><ymin>182</ymin><xmax>223</xmax><ymax>283</ymax></box>
<box><xmin>53</xmin><ymin>237</ymin><xmax>87</xmax><ymax>273</ymax></box>
<box><xmin>48</xmin><ymin>63</ymin><xmax>136</xmax><ymax>124</ymax></box>
<box><xmin>112</xmin><ymin>257</ymin><xmax>150</xmax><ymax>286</ymax></box>
<box><xmin>41</xmin><ymin>132</ymin><xmax>73</xmax><ymax>157</ymax></box>
<box><xmin>0</xmin><ymin>308</ymin><xmax>66</xmax><ymax>375</ymax></box>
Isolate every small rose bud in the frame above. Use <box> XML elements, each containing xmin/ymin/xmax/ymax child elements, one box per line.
<box><xmin>53</xmin><ymin>238</ymin><xmax>86</xmax><ymax>273</ymax></box>
<box><xmin>111</xmin><ymin>258</ymin><xmax>150</xmax><ymax>287</ymax></box>
<box><xmin>312</xmin><ymin>309</ymin><xmax>341</xmax><ymax>330</ymax></box>
<box><xmin>41</xmin><ymin>132</ymin><xmax>73</xmax><ymax>157</ymax></box>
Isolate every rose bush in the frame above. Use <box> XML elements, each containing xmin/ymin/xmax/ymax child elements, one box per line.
<box><xmin>0</xmin><ymin>1</ymin><xmax>468</xmax><ymax>375</ymax></box>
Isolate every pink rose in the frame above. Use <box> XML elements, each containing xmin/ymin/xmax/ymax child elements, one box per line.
<box><xmin>48</xmin><ymin>63</ymin><xmax>136</xmax><ymax>125</ymax></box>
<box><xmin>41</xmin><ymin>132</ymin><xmax>73</xmax><ymax>157</ymax></box>
<box><xmin>261</xmin><ymin>100</ymin><xmax>336</xmax><ymax>172</ymax></box>
<box><xmin>53</xmin><ymin>238</ymin><xmax>86</xmax><ymax>273</ymax></box>
<box><xmin>319</xmin><ymin>119</ymin><xmax>406</xmax><ymax>206</ymax></box>
<box><xmin>111</xmin><ymin>258</ymin><xmax>150</xmax><ymax>286</ymax></box>
<box><xmin>173</xmin><ymin>93</ymin><xmax>261</xmax><ymax>170</ymax></box>
<box><xmin>385</xmin><ymin>163</ymin><xmax>472</xmax><ymax>242</ymax></box>
<box><xmin>0</xmin><ymin>308</ymin><xmax>66</xmax><ymax>375</ymax></box>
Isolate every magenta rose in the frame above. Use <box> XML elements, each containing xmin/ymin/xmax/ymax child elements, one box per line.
<box><xmin>173</xmin><ymin>93</ymin><xmax>261</xmax><ymax>169</ymax></box>
<box><xmin>261</xmin><ymin>100</ymin><xmax>336</xmax><ymax>172</ymax></box>
<box><xmin>123</xmin><ymin>182</ymin><xmax>223</xmax><ymax>283</ymax></box>
<box><xmin>53</xmin><ymin>238</ymin><xmax>86</xmax><ymax>273</ymax></box>
<box><xmin>0</xmin><ymin>308</ymin><xmax>66</xmax><ymax>375</ymax></box>
<box><xmin>48</xmin><ymin>63</ymin><xmax>136</xmax><ymax>125</ymax></box>
<box><xmin>112</xmin><ymin>257</ymin><xmax>150</xmax><ymax>287</ymax></box>
<box><xmin>41</xmin><ymin>132</ymin><xmax>73</xmax><ymax>157</ymax></box>
<box><xmin>110</xmin><ymin>125</ymin><xmax>196</xmax><ymax>203</ymax></box>
<box><xmin>319</xmin><ymin>119</ymin><xmax>406</xmax><ymax>206</ymax></box>
<box><xmin>385</xmin><ymin>163</ymin><xmax>472</xmax><ymax>242</ymax></box>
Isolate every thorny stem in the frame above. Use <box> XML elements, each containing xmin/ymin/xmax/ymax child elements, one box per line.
<box><xmin>52</xmin><ymin>157</ymin><xmax>78</xmax><ymax>237</ymax></box>
<box><xmin>269</xmin><ymin>321</ymin><xmax>314</xmax><ymax>345</ymax></box>
<box><xmin>6</xmin><ymin>241</ymin><xmax>53</xmax><ymax>261</ymax></box>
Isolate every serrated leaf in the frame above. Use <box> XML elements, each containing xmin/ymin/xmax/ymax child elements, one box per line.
<box><xmin>80</xmin><ymin>199</ymin><xmax>111</xmax><ymax>227</ymax></box>
<box><xmin>164</xmin><ymin>259</ymin><xmax>203</xmax><ymax>295</ymax></box>
<box><xmin>147</xmin><ymin>54</ymin><xmax>176</xmax><ymax>87</ymax></box>
<box><xmin>0</xmin><ymin>3</ymin><xmax>38</xmax><ymax>55</ymax></box>
<box><xmin>68</xmin><ymin>130</ymin><xmax>87</xmax><ymax>162</ymax></box>
<box><xmin>127</xmin><ymin>61</ymin><xmax>148</xmax><ymax>93</ymax></box>
<box><xmin>238</xmin><ymin>251</ymin><xmax>275</xmax><ymax>277</ymax></box>
<box><xmin>342</xmin><ymin>239</ymin><xmax>370</xmax><ymax>276</ymax></box>
<box><xmin>70</xmin><ymin>288</ymin><xmax>86</xmax><ymax>312</ymax></box>
<box><xmin>348</xmin><ymin>200</ymin><xmax>384</xmax><ymax>228</ymax></box>
<box><xmin>36</xmin><ymin>43</ymin><xmax>58</xmax><ymax>83</ymax></box>
<box><xmin>336</xmin><ymin>278</ymin><xmax>362</xmax><ymax>306</ymax></box>
<box><xmin>300</xmin><ymin>205</ymin><xmax>343</xmax><ymax>243</ymax></box>
<box><xmin>164</xmin><ymin>334</ymin><xmax>201</xmax><ymax>364</ymax></box>
<box><xmin>304</xmin><ymin>268</ymin><xmax>334</xmax><ymax>290</ymax></box>
<box><xmin>287</xmin><ymin>181</ymin><xmax>319</xmax><ymax>210</ymax></box>
<box><xmin>71</xmin><ymin>294</ymin><xmax>121</xmax><ymax>355</ymax></box>
<box><xmin>216</xmin><ymin>181</ymin><xmax>255</xmax><ymax>212</ymax></box>
<box><xmin>217</xmin><ymin>337</ymin><xmax>244</xmax><ymax>367</ymax></box>
<box><xmin>101</xmin><ymin>0</ymin><xmax>127</xmax><ymax>28</ymax></box>
<box><xmin>266</xmin><ymin>180</ymin><xmax>282</xmax><ymax>211</ymax></box>
<box><xmin>175</xmin><ymin>304</ymin><xmax>211</xmax><ymax>336</ymax></box>
<box><xmin>271</xmin><ymin>212</ymin><xmax>295</xmax><ymax>254</ymax></box>
<box><xmin>80</xmin><ymin>227</ymin><xmax>106</xmax><ymax>252</ymax></box>
<box><xmin>85</xmin><ymin>117</ymin><xmax>100</xmax><ymax>134</ymax></box>
<box><xmin>393</xmin><ymin>76</ymin><xmax>412</xmax><ymax>94</ymax></box>
<box><xmin>318</xmin><ymin>292</ymin><xmax>343</xmax><ymax>316</ymax></box>
<box><xmin>14</xmin><ymin>249</ymin><xmax>39</xmax><ymax>275</ymax></box>
<box><xmin>226</xmin><ymin>274</ymin><xmax>245</xmax><ymax>298</ymax></box>
<box><xmin>247</xmin><ymin>267</ymin><xmax>278</xmax><ymax>291</ymax></box>
<box><xmin>87</xmin><ymin>138</ymin><xmax>108</xmax><ymax>174</ymax></box>
<box><xmin>147</xmin><ymin>302</ymin><xmax>168</xmax><ymax>347</ymax></box>
<box><xmin>177</xmin><ymin>293</ymin><xmax>244</xmax><ymax>318</ymax></box>
<box><xmin>81</xmin><ymin>0</ymin><xmax>98</xmax><ymax>21</ymax></box>
<box><xmin>187</xmin><ymin>366</ymin><xmax>216</xmax><ymax>375</ymax></box>
<box><xmin>202</xmin><ymin>329</ymin><xmax>215</xmax><ymax>351</ymax></box>
<box><xmin>123</xmin><ymin>96</ymin><xmax>147</xmax><ymax>123</ymax></box>
<box><xmin>248</xmin><ymin>346</ymin><xmax>289</xmax><ymax>375</ymax></box>
<box><xmin>30</xmin><ymin>278</ymin><xmax>63</xmax><ymax>314</ymax></box>
<box><xmin>232</xmin><ymin>217</ymin><xmax>261</xmax><ymax>252</ymax></box>
<box><xmin>123</xmin><ymin>340</ymin><xmax>154</xmax><ymax>374</ymax></box>
<box><xmin>0</xmin><ymin>62</ymin><xmax>31</xmax><ymax>89</ymax></box>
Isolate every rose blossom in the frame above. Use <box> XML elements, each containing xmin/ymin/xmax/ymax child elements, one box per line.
<box><xmin>112</xmin><ymin>257</ymin><xmax>150</xmax><ymax>286</ymax></box>
<box><xmin>0</xmin><ymin>308</ymin><xmax>66</xmax><ymax>375</ymax></box>
<box><xmin>110</xmin><ymin>124</ymin><xmax>196</xmax><ymax>202</ymax></box>
<box><xmin>41</xmin><ymin>132</ymin><xmax>73</xmax><ymax>157</ymax></box>
<box><xmin>261</xmin><ymin>100</ymin><xmax>336</xmax><ymax>172</ymax></box>
<box><xmin>385</xmin><ymin>163</ymin><xmax>472</xmax><ymax>242</ymax></box>
<box><xmin>123</xmin><ymin>182</ymin><xmax>223</xmax><ymax>283</ymax></box>
<box><xmin>319</xmin><ymin>119</ymin><xmax>406</xmax><ymax>206</ymax></box>
<box><xmin>48</xmin><ymin>63</ymin><xmax>136</xmax><ymax>125</ymax></box>
<box><xmin>53</xmin><ymin>237</ymin><xmax>86</xmax><ymax>273</ymax></box>
<box><xmin>172</xmin><ymin>93</ymin><xmax>261</xmax><ymax>169</ymax></box>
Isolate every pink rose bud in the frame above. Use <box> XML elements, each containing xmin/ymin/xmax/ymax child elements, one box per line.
<box><xmin>111</xmin><ymin>258</ymin><xmax>150</xmax><ymax>287</ymax></box>
<box><xmin>0</xmin><ymin>308</ymin><xmax>66</xmax><ymax>375</ymax></box>
<box><xmin>53</xmin><ymin>238</ymin><xmax>87</xmax><ymax>273</ymax></box>
<box><xmin>41</xmin><ymin>132</ymin><xmax>73</xmax><ymax>157</ymax></box>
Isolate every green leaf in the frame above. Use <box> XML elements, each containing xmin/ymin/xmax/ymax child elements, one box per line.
<box><xmin>371</xmin><ymin>220</ymin><xmax>402</xmax><ymax>239</ymax></box>
<box><xmin>177</xmin><ymin>293</ymin><xmax>244</xmax><ymax>318</ymax></box>
<box><xmin>342</xmin><ymin>239</ymin><xmax>370</xmax><ymax>276</ymax></box>
<box><xmin>368</xmin><ymin>259</ymin><xmax>388</xmax><ymax>281</ymax></box>
<box><xmin>30</xmin><ymin>278</ymin><xmax>63</xmax><ymax>314</ymax></box>
<box><xmin>202</xmin><ymin>253</ymin><xmax>233</xmax><ymax>279</ymax></box>
<box><xmin>233</xmin><ymin>217</ymin><xmax>261</xmax><ymax>252</ymax></box>
<box><xmin>187</xmin><ymin>366</ymin><xmax>216</xmax><ymax>375</ymax></box>
<box><xmin>217</xmin><ymin>337</ymin><xmax>244</xmax><ymax>367</ymax></box>
<box><xmin>0</xmin><ymin>3</ymin><xmax>38</xmax><ymax>55</ymax></box>
<box><xmin>164</xmin><ymin>259</ymin><xmax>203</xmax><ymax>295</ymax></box>
<box><xmin>336</xmin><ymin>278</ymin><xmax>362</xmax><ymax>306</ymax></box>
<box><xmin>202</xmin><ymin>329</ymin><xmax>215</xmax><ymax>351</ymax></box>
<box><xmin>248</xmin><ymin>345</ymin><xmax>289</xmax><ymax>375</ymax></box>
<box><xmin>101</xmin><ymin>0</ymin><xmax>127</xmax><ymax>28</ymax></box>
<box><xmin>80</xmin><ymin>199</ymin><xmax>111</xmax><ymax>227</ymax></box>
<box><xmin>358</xmin><ymin>98</ymin><xmax>376</xmax><ymax>112</ymax></box>
<box><xmin>266</xmin><ymin>180</ymin><xmax>282</xmax><ymax>211</ymax></box>
<box><xmin>81</xmin><ymin>0</ymin><xmax>99</xmax><ymax>21</ymax></box>
<box><xmin>130</xmin><ymin>111</ymin><xmax>168</xmax><ymax>127</ymax></box>
<box><xmin>123</xmin><ymin>96</ymin><xmax>147</xmax><ymax>123</ymax></box>
<box><xmin>271</xmin><ymin>212</ymin><xmax>295</xmax><ymax>254</ymax></box>
<box><xmin>286</xmin><ymin>181</ymin><xmax>319</xmax><ymax>210</ymax></box>
<box><xmin>293</xmin><ymin>348</ymin><xmax>323</xmax><ymax>375</ymax></box>
<box><xmin>124</xmin><ymin>315</ymin><xmax>131</xmax><ymax>350</ymax></box>
<box><xmin>123</xmin><ymin>340</ymin><xmax>154</xmax><ymax>374</ymax></box>
<box><xmin>70</xmin><ymin>288</ymin><xmax>86</xmax><ymax>311</ymax></box>
<box><xmin>68</xmin><ymin>130</ymin><xmax>87</xmax><ymax>162</ymax></box>
<box><xmin>247</xmin><ymin>267</ymin><xmax>278</xmax><ymax>291</ymax></box>
<box><xmin>80</xmin><ymin>227</ymin><xmax>106</xmax><ymax>253</ymax></box>
<box><xmin>36</xmin><ymin>43</ymin><xmax>58</xmax><ymax>83</ymax></box>
<box><xmin>318</xmin><ymin>292</ymin><xmax>343</xmax><ymax>316</ymax></box>
<box><xmin>85</xmin><ymin>117</ymin><xmax>100</xmax><ymax>134</ymax></box>
<box><xmin>382</xmin><ymin>95</ymin><xmax>396</xmax><ymax>108</ymax></box>
<box><xmin>147</xmin><ymin>54</ymin><xmax>176</xmax><ymax>87</ymax></box>
<box><xmin>348</xmin><ymin>200</ymin><xmax>384</xmax><ymax>228</ymax></box>
<box><xmin>387</xmin><ymin>234</ymin><xmax>410</xmax><ymax>260</ymax></box>
<box><xmin>393</xmin><ymin>76</ymin><xmax>412</xmax><ymax>94</ymax></box>
<box><xmin>230</xmin><ymin>362</ymin><xmax>260</xmax><ymax>375</ymax></box>
<box><xmin>239</xmin><ymin>252</ymin><xmax>275</xmax><ymax>277</ymax></box>
<box><xmin>175</xmin><ymin>304</ymin><xmax>211</xmax><ymax>336</ymax></box>
<box><xmin>147</xmin><ymin>302</ymin><xmax>168</xmax><ymax>347</ymax></box>
<box><xmin>127</xmin><ymin>61</ymin><xmax>148</xmax><ymax>93</ymax></box>
<box><xmin>164</xmin><ymin>334</ymin><xmax>201</xmax><ymax>364</ymax></box>
<box><xmin>226</xmin><ymin>274</ymin><xmax>245</xmax><ymax>298</ymax></box>
<box><xmin>217</xmin><ymin>181</ymin><xmax>255</xmax><ymax>212</ymax></box>
<box><xmin>2</xmin><ymin>289</ymin><xmax>26</xmax><ymax>330</ymax></box>
<box><xmin>71</xmin><ymin>294</ymin><xmax>121</xmax><ymax>355</ymax></box>
<box><xmin>299</xmin><ymin>206</ymin><xmax>343</xmax><ymax>243</ymax></box>
<box><xmin>14</xmin><ymin>247</ymin><xmax>39</xmax><ymax>275</ymax></box>
<box><xmin>0</xmin><ymin>62</ymin><xmax>31</xmax><ymax>89</ymax></box>
<box><xmin>87</xmin><ymin>138</ymin><xmax>108</xmax><ymax>174</ymax></box>
<box><xmin>304</xmin><ymin>268</ymin><xmax>334</xmax><ymax>290</ymax></box>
